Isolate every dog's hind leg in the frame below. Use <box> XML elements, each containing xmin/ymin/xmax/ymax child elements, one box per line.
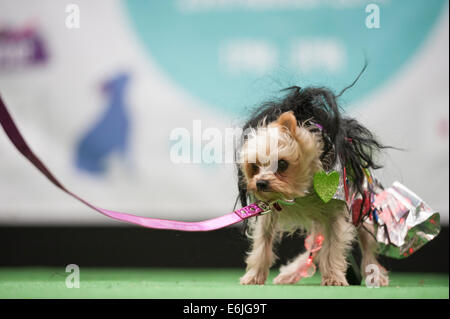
<box><xmin>273</xmin><ymin>223</ymin><xmax>323</xmax><ymax>285</ymax></box>
<box><xmin>273</xmin><ymin>249</ymin><xmax>311</xmax><ymax>285</ymax></box>
<box><xmin>358</xmin><ymin>224</ymin><xmax>389</xmax><ymax>287</ymax></box>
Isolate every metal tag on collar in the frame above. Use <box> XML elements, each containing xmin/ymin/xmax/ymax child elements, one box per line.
<box><xmin>261</xmin><ymin>197</ymin><xmax>298</xmax><ymax>214</ymax></box>
<box><xmin>257</xmin><ymin>201</ymin><xmax>272</xmax><ymax>215</ymax></box>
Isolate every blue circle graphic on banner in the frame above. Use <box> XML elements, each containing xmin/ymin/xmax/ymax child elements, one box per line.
<box><xmin>124</xmin><ymin>0</ymin><xmax>446</xmax><ymax>115</ymax></box>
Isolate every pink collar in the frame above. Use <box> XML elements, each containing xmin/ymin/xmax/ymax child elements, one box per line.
<box><xmin>0</xmin><ymin>95</ymin><xmax>271</xmax><ymax>231</ymax></box>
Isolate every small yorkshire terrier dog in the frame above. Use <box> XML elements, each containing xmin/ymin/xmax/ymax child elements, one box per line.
<box><xmin>237</xmin><ymin>80</ymin><xmax>390</xmax><ymax>286</ymax></box>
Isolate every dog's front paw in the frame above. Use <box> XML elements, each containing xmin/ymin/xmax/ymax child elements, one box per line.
<box><xmin>321</xmin><ymin>276</ymin><xmax>349</xmax><ymax>286</ymax></box>
<box><xmin>273</xmin><ymin>271</ymin><xmax>301</xmax><ymax>285</ymax></box>
<box><xmin>240</xmin><ymin>270</ymin><xmax>268</xmax><ymax>285</ymax></box>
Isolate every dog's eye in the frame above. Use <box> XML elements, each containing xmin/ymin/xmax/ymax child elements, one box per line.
<box><xmin>251</xmin><ymin>163</ymin><xmax>259</xmax><ymax>174</ymax></box>
<box><xmin>277</xmin><ymin>159</ymin><xmax>289</xmax><ymax>172</ymax></box>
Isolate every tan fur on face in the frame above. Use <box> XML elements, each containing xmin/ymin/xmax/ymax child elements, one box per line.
<box><xmin>240</xmin><ymin>111</ymin><xmax>323</xmax><ymax>200</ymax></box>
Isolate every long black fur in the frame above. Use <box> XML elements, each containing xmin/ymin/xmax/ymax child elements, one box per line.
<box><xmin>237</xmin><ymin>69</ymin><xmax>390</xmax><ymax>210</ymax></box>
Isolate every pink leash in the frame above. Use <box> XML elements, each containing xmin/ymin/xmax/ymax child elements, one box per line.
<box><xmin>0</xmin><ymin>94</ymin><xmax>269</xmax><ymax>231</ymax></box>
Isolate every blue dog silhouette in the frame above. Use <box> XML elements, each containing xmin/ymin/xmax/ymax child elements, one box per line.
<box><xmin>75</xmin><ymin>73</ymin><xmax>130</xmax><ymax>175</ymax></box>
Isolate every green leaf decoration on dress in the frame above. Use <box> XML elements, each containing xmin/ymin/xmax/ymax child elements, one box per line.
<box><xmin>313</xmin><ymin>170</ymin><xmax>340</xmax><ymax>203</ymax></box>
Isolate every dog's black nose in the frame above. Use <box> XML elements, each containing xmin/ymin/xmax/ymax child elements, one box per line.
<box><xmin>256</xmin><ymin>180</ymin><xmax>269</xmax><ymax>191</ymax></box>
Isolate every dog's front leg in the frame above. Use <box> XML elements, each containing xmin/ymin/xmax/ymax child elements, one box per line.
<box><xmin>240</xmin><ymin>214</ymin><xmax>277</xmax><ymax>285</ymax></box>
<box><xmin>317</xmin><ymin>212</ymin><xmax>355</xmax><ymax>286</ymax></box>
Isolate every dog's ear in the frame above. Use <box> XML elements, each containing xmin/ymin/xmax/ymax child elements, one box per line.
<box><xmin>277</xmin><ymin>111</ymin><xmax>297</xmax><ymax>135</ymax></box>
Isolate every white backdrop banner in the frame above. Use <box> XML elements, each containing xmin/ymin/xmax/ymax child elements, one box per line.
<box><xmin>0</xmin><ymin>0</ymin><xmax>448</xmax><ymax>225</ymax></box>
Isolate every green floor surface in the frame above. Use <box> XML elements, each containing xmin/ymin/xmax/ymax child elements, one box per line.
<box><xmin>0</xmin><ymin>268</ymin><xmax>448</xmax><ymax>299</ymax></box>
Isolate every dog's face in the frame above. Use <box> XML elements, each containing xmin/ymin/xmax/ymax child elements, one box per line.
<box><xmin>240</xmin><ymin>111</ymin><xmax>323</xmax><ymax>202</ymax></box>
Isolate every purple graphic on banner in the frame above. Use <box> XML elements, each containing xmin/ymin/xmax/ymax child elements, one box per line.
<box><xmin>0</xmin><ymin>24</ymin><xmax>48</xmax><ymax>70</ymax></box>
<box><xmin>75</xmin><ymin>73</ymin><xmax>131</xmax><ymax>175</ymax></box>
